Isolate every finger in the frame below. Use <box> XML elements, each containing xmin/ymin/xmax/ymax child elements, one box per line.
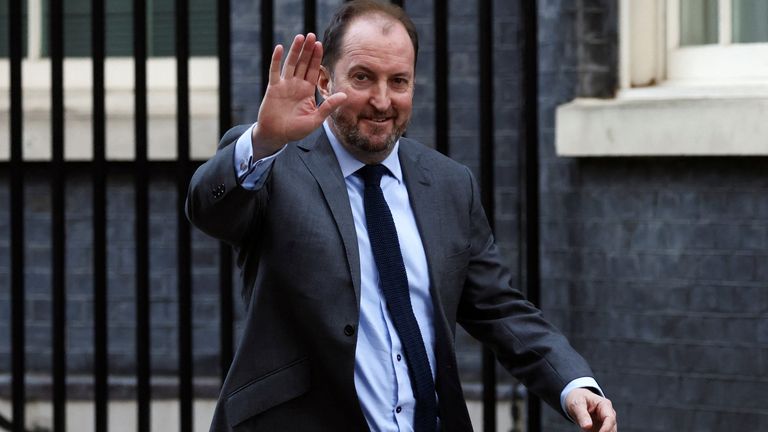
<box><xmin>268</xmin><ymin>44</ymin><xmax>284</xmax><ymax>85</ymax></box>
<box><xmin>595</xmin><ymin>400</ymin><xmax>617</xmax><ymax>432</ymax></box>
<box><xmin>567</xmin><ymin>398</ymin><xmax>593</xmax><ymax>431</ymax></box>
<box><xmin>293</xmin><ymin>33</ymin><xmax>317</xmax><ymax>80</ymax></box>
<box><xmin>597</xmin><ymin>415</ymin><xmax>617</xmax><ymax>432</ymax></box>
<box><xmin>598</xmin><ymin>418</ymin><xmax>617</xmax><ymax>432</ymax></box>
<box><xmin>316</xmin><ymin>92</ymin><xmax>348</xmax><ymax>119</ymax></box>
<box><xmin>305</xmin><ymin>41</ymin><xmax>324</xmax><ymax>84</ymax></box>
<box><xmin>281</xmin><ymin>34</ymin><xmax>305</xmax><ymax>78</ymax></box>
<box><xmin>575</xmin><ymin>411</ymin><xmax>593</xmax><ymax>431</ymax></box>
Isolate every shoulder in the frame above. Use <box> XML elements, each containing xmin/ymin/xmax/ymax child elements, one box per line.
<box><xmin>399</xmin><ymin>137</ymin><xmax>475</xmax><ymax>181</ymax></box>
<box><xmin>400</xmin><ymin>137</ymin><xmax>465</xmax><ymax>167</ymax></box>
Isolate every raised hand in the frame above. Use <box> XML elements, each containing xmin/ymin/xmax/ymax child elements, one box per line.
<box><xmin>251</xmin><ymin>33</ymin><xmax>348</xmax><ymax>159</ymax></box>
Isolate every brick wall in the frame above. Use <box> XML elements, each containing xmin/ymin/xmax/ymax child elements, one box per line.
<box><xmin>538</xmin><ymin>0</ymin><xmax>768</xmax><ymax>430</ymax></box>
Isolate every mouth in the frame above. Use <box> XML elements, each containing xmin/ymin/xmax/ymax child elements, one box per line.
<box><xmin>363</xmin><ymin>117</ymin><xmax>392</xmax><ymax>124</ymax></box>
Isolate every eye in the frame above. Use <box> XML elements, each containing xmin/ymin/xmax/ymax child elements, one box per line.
<box><xmin>353</xmin><ymin>72</ymin><xmax>368</xmax><ymax>82</ymax></box>
<box><xmin>391</xmin><ymin>77</ymin><xmax>410</xmax><ymax>90</ymax></box>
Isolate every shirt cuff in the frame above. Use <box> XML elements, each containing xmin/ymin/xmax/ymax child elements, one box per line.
<box><xmin>560</xmin><ymin>377</ymin><xmax>604</xmax><ymax>422</ymax></box>
<box><xmin>234</xmin><ymin>122</ymin><xmax>285</xmax><ymax>190</ymax></box>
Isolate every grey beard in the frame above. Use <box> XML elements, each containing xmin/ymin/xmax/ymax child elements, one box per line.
<box><xmin>330</xmin><ymin>111</ymin><xmax>407</xmax><ymax>156</ymax></box>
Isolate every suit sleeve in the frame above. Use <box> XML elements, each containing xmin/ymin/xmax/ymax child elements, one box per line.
<box><xmin>185</xmin><ymin>124</ymin><xmax>270</xmax><ymax>247</ymax></box>
<box><xmin>455</xmin><ymin>166</ymin><xmax>594</xmax><ymax>418</ymax></box>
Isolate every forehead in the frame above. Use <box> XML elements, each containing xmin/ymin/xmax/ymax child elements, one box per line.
<box><xmin>336</xmin><ymin>13</ymin><xmax>415</xmax><ymax>73</ymax></box>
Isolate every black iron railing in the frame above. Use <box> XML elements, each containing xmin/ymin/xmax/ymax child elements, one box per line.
<box><xmin>1</xmin><ymin>1</ymin><xmax>541</xmax><ymax>431</ymax></box>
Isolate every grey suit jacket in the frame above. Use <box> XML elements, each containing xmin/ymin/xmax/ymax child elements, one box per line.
<box><xmin>186</xmin><ymin>126</ymin><xmax>594</xmax><ymax>431</ymax></box>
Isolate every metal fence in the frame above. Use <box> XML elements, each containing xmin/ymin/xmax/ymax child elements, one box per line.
<box><xmin>1</xmin><ymin>0</ymin><xmax>541</xmax><ymax>431</ymax></box>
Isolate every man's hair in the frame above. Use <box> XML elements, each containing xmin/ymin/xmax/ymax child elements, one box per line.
<box><xmin>321</xmin><ymin>0</ymin><xmax>419</xmax><ymax>71</ymax></box>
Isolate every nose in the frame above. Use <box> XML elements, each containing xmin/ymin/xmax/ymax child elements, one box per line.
<box><xmin>368</xmin><ymin>81</ymin><xmax>391</xmax><ymax>112</ymax></box>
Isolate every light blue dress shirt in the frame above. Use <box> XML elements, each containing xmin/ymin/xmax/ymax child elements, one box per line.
<box><xmin>233</xmin><ymin>122</ymin><xmax>602</xmax><ymax>430</ymax></box>
<box><xmin>322</xmin><ymin>121</ymin><xmax>438</xmax><ymax>432</ymax></box>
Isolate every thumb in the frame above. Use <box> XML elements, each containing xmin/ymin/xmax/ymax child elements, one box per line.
<box><xmin>316</xmin><ymin>92</ymin><xmax>348</xmax><ymax>119</ymax></box>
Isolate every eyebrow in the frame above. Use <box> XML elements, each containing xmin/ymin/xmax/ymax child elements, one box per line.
<box><xmin>348</xmin><ymin>65</ymin><xmax>374</xmax><ymax>75</ymax></box>
<box><xmin>348</xmin><ymin>64</ymin><xmax>412</xmax><ymax>78</ymax></box>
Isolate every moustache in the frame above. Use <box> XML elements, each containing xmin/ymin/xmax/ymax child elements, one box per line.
<box><xmin>358</xmin><ymin>109</ymin><xmax>397</xmax><ymax>121</ymax></box>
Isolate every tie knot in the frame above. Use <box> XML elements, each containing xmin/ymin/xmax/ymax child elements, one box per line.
<box><xmin>358</xmin><ymin>164</ymin><xmax>389</xmax><ymax>187</ymax></box>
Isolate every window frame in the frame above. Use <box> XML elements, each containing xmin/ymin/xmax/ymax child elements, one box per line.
<box><xmin>4</xmin><ymin>0</ymin><xmax>219</xmax><ymax>92</ymax></box>
<box><xmin>621</xmin><ymin>0</ymin><xmax>768</xmax><ymax>88</ymax></box>
<box><xmin>0</xmin><ymin>0</ymin><xmax>220</xmax><ymax>162</ymax></box>
<box><xmin>666</xmin><ymin>0</ymin><xmax>768</xmax><ymax>83</ymax></box>
<box><xmin>556</xmin><ymin>0</ymin><xmax>768</xmax><ymax>157</ymax></box>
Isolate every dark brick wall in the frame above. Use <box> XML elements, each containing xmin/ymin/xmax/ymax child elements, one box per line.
<box><xmin>538</xmin><ymin>0</ymin><xmax>768</xmax><ymax>430</ymax></box>
<box><xmin>574</xmin><ymin>0</ymin><xmax>617</xmax><ymax>98</ymax></box>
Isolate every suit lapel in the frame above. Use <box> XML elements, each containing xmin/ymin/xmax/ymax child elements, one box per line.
<box><xmin>296</xmin><ymin>130</ymin><xmax>362</xmax><ymax>304</ymax></box>
<box><xmin>399</xmin><ymin>142</ymin><xmax>444</xmax><ymax>286</ymax></box>
<box><xmin>401</xmin><ymin>142</ymin><xmax>472</xmax><ymax>428</ymax></box>
<box><xmin>400</xmin><ymin>142</ymin><xmax>451</xmax><ymax>321</ymax></box>
<box><xmin>291</xmin><ymin>133</ymin><xmax>449</xmax><ymax>312</ymax></box>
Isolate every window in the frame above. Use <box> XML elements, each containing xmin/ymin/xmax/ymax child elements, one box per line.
<box><xmin>0</xmin><ymin>0</ymin><xmax>28</xmax><ymax>57</ymax></box>
<box><xmin>668</xmin><ymin>0</ymin><xmax>768</xmax><ymax>82</ymax></box>
<box><xmin>0</xmin><ymin>0</ymin><xmax>217</xmax><ymax>58</ymax></box>
<box><xmin>556</xmin><ymin>0</ymin><xmax>768</xmax><ymax>156</ymax></box>
<box><xmin>621</xmin><ymin>0</ymin><xmax>768</xmax><ymax>88</ymax></box>
<box><xmin>0</xmin><ymin>0</ymin><xmax>219</xmax><ymax>161</ymax></box>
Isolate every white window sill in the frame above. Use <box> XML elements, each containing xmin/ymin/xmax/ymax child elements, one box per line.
<box><xmin>555</xmin><ymin>83</ymin><xmax>768</xmax><ymax>156</ymax></box>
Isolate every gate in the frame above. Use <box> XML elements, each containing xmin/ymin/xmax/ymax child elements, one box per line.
<box><xmin>1</xmin><ymin>1</ymin><xmax>541</xmax><ymax>431</ymax></box>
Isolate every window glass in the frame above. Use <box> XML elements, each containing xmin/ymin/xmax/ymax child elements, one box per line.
<box><xmin>680</xmin><ymin>0</ymin><xmax>719</xmax><ymax>46</ymax></box>
<box><xmin>733</xmin><ymin>0</ymin><xmax>768</xmax><ymax>43</ymax></box>
<box><xmin>0</xmin><ymin>0</ymin><xmax>29</xmax><ymax>57</ymax></box>
<box><xmin>38</xmin><ymin>0</ymin><xmax>215</xmax><ymax>57</ymax></box>
<box><xmin>148</xmin><ymin>0</ymin><xmax>217</xmax><ymax>56</ymax></box>
<box><xmin>106</xmin><ymin>0</ymin><xmax>133</xmax><ymax>56</ymax></box>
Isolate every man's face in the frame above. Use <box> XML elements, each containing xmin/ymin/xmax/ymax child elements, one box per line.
<box><xmin>319</xmin><ymin>14</ymin><xmax>415</xmax><ymax>163</ymax></box>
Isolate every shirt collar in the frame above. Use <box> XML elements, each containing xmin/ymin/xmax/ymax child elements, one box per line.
<box><xmin>323</xmin><ymin>120</ymin><xmax>403</xmax><ymax>184</ymax></box>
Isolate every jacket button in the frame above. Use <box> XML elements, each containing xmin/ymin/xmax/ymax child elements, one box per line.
<box><xmin>344</xmin><ymin>325</ymin><xmax>355</xmax><ymax>336</ymax></box>
<box><xmin>212</xmin><ymin>184</ymin><xmax>225</xmax><ymax>198</ymax></box>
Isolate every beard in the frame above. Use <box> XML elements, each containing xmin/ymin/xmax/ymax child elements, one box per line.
<box><xmin>330</xmin><ymin>107</ymin><xmax>409</xmax><ymax>158</ymax></box>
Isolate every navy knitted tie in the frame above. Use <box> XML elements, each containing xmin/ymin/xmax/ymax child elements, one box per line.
<box><xmin>359</xmin><ymin>164</ymin><xmax>437</xmax><ymax>432</ymax></box>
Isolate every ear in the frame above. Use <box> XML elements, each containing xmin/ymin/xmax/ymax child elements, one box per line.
<box><xmin>318</xmin><ymin>65</ymin><xmax>332</xmax><ymax>99</ymax></box>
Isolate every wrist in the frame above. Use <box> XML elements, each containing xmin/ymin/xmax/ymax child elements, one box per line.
<box><xmin>251</xmin><ymin>123</ymin><xmax>285</xmax><ymax>160</ymax></box>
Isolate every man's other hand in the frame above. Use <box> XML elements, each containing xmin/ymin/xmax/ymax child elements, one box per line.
<box><xmin>565</xmin><ymin>388</ymin><xmax>617</xmax><ymax>432</ymax></box>
<box><xmin>252</xmin><ymin>33</ymin><xmax>348</xmax><ymax>159</ymax></box>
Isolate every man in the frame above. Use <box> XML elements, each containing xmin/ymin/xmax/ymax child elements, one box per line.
<box><xmin>187</xmin><ymin>1</ymin><xmax>617</xmax><ymax>431</ymax></box>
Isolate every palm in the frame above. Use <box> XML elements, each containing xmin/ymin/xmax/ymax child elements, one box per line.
<box><xmin>254</xmin><ymin>33</ymin><xmax>347</xmax><ymax>152</ymax></box>
<box><xmin>259</xmin><ymin>78</ymin><xmax>322</xmax><ymax>142</ymax></box>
